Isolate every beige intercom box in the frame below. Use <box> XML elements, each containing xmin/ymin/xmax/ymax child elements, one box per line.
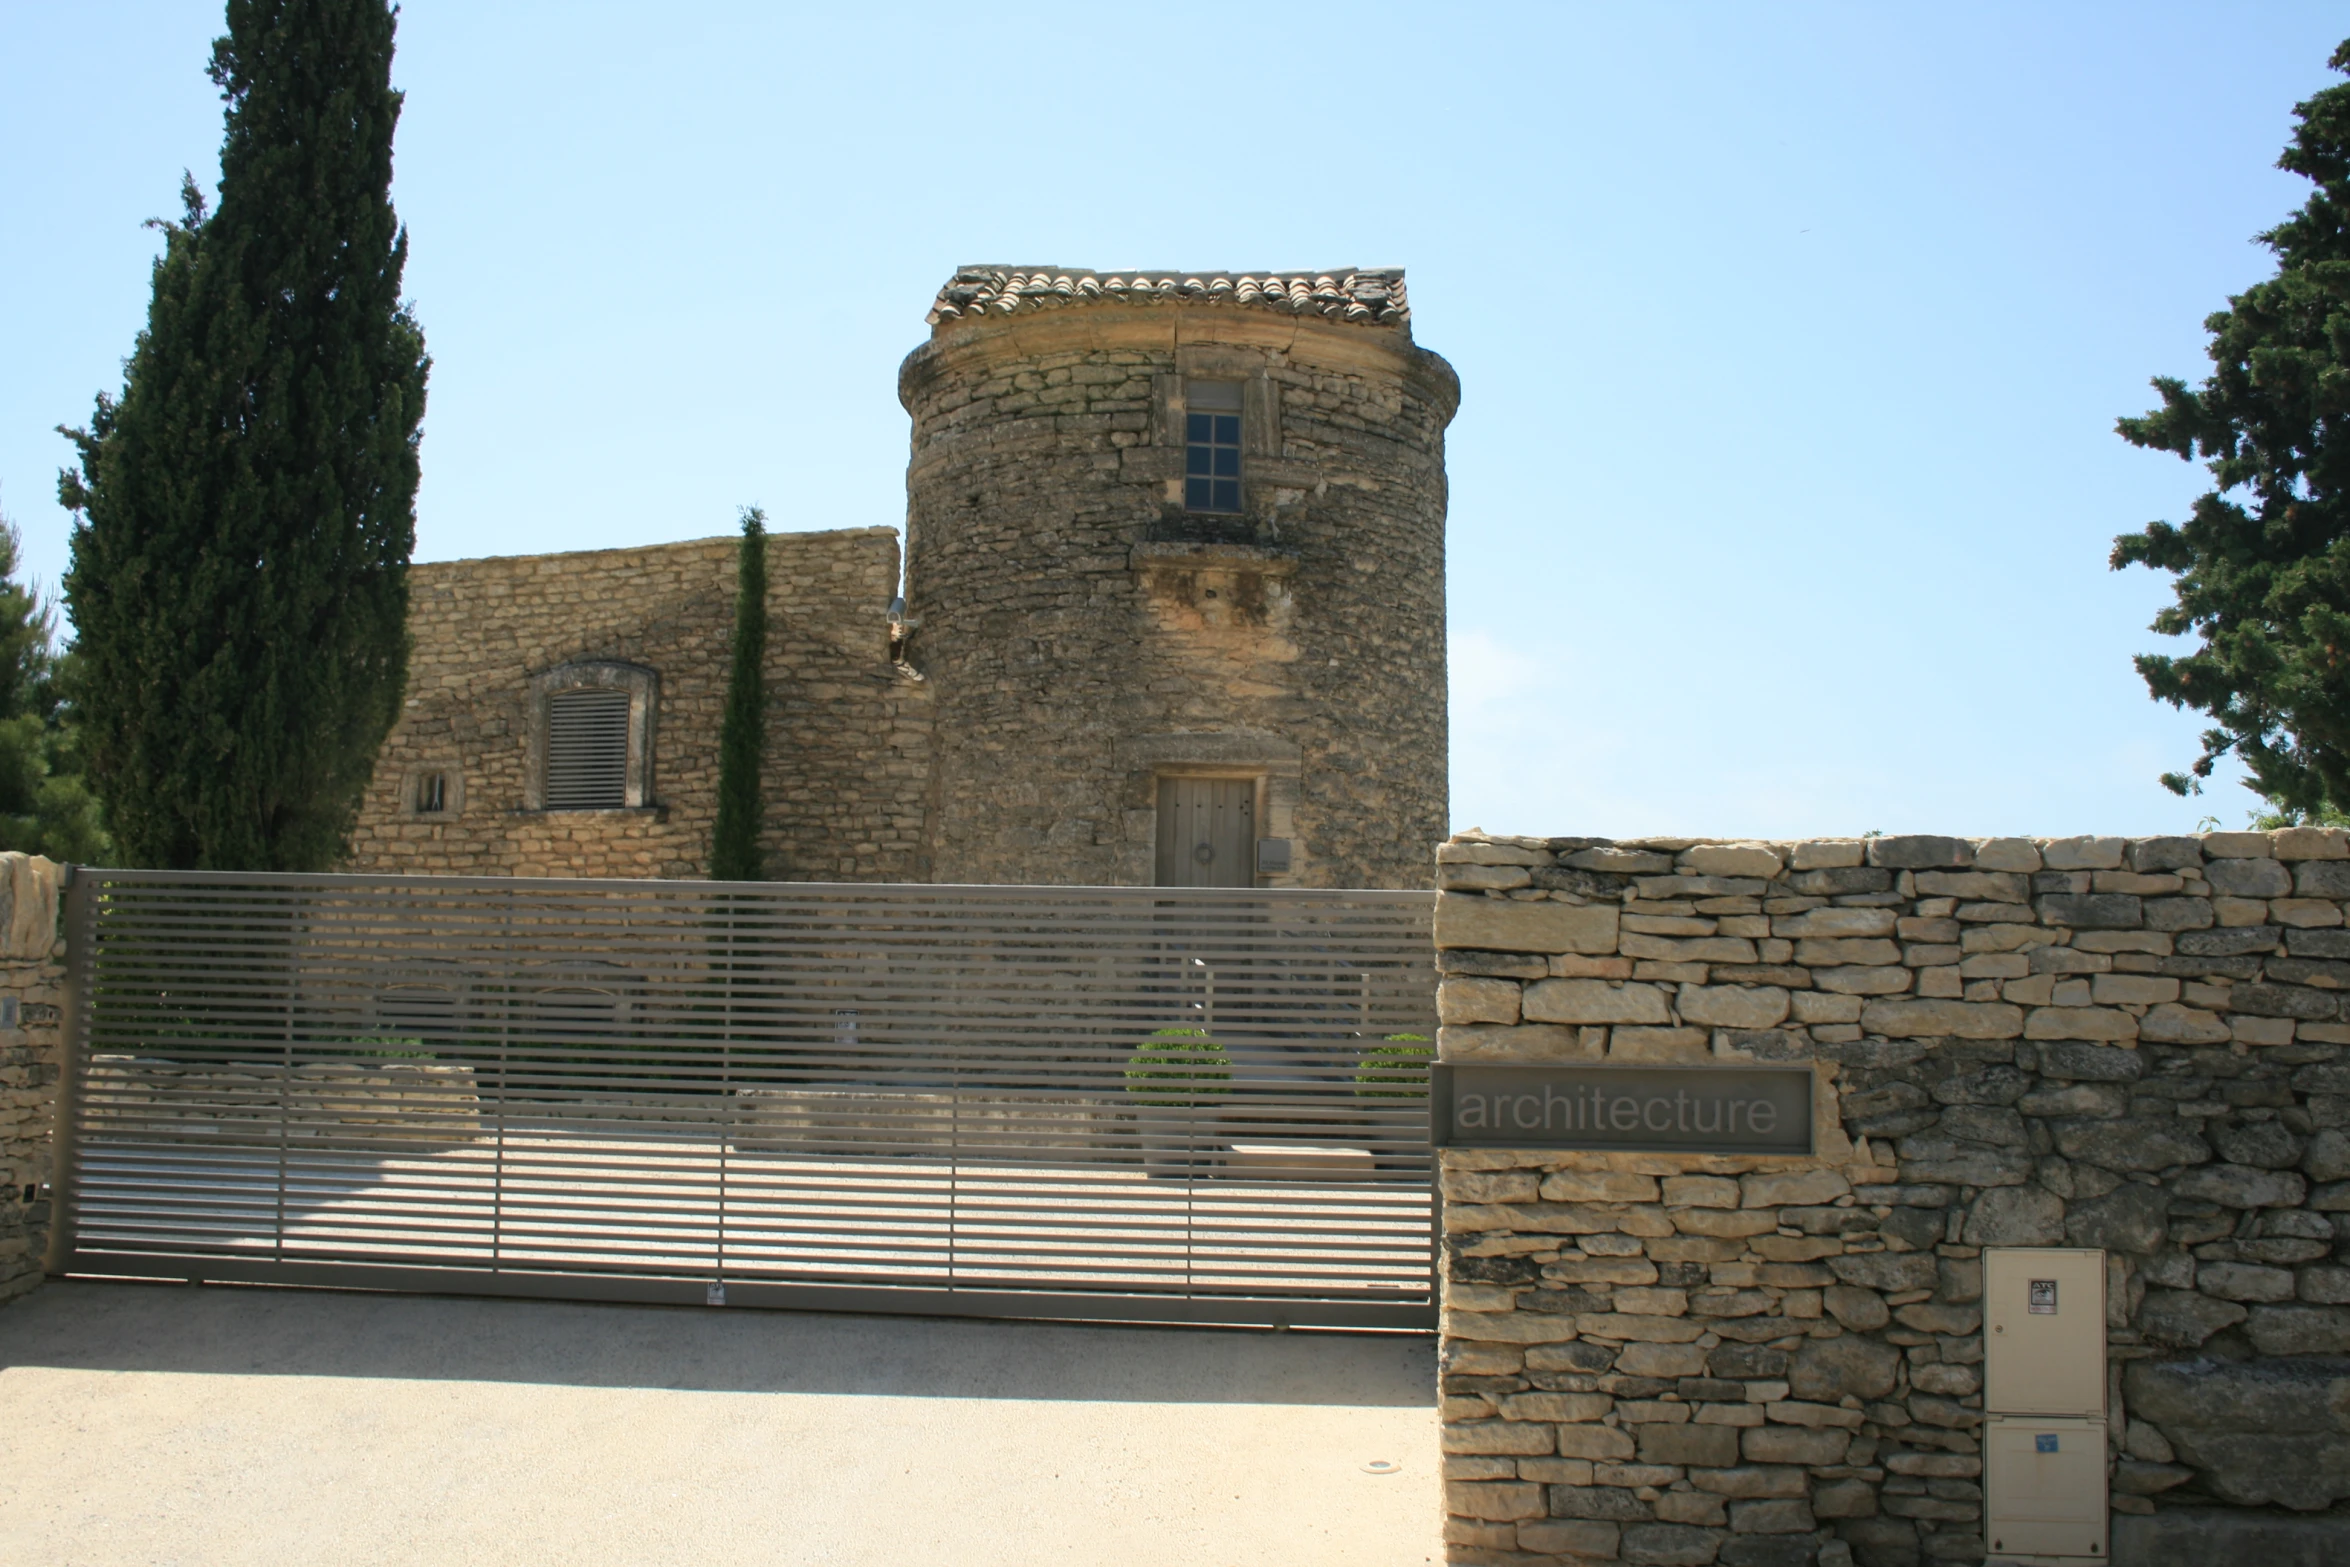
<box><xmin>1983</xmin><ymin>1247</ymin><xmax>2106</xmax><ymax>1417</ymax></box>
<box><xmin>1982</xmin><ymin>1248</ymin><xmax>2108</xmax><ymax>1563</ymax></box>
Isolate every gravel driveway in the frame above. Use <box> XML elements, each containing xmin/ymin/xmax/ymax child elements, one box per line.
<box><xmin>0</xmin><ymin>1280</ymin><xmax>1438</xmax><ymax>1566</ymax></box>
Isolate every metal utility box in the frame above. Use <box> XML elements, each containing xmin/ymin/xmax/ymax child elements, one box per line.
<box><xmin>1984</xmin><ymin>1416</ymin><xmax>2108</xmax><ymax>1560</ymax></box>
<box><xmin>1983</xmin><ymin>1247</ymin><xmax>2106</xmax><ymax>1418</ymax></box>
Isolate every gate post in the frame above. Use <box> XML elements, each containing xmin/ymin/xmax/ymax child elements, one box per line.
<box><xmin>0</xmin><ymin>856</ymin><xmax>71</xmax><ymax>1299</ymax></box>
<box><xmin>38</xmin><ymin>864</ymin><xmax>87</xmax><ymax>1281</ymax></box>
<box><xmin>1429</xmin><ymin>835</ymin><xmax>1873</xmax><ymax>1565</ymax></box>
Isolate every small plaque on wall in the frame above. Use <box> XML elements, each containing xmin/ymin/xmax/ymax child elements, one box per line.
<box><xmin>1431</xmin><ymin>1063</ymin><xmax>1814</xmax><ymax>1155</ymax></box>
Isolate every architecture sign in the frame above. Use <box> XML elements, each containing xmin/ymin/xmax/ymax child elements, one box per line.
<box><xmin>1429</xmin><ymin>1063</ymin><xmax>1814</xmax><ymax>1155</ymax></box>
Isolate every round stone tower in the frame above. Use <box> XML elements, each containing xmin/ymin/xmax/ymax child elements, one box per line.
<box><xmin>897</xmin><ymin>267</ymin><xmax>1459</xmax><ymax>889</ymax></box>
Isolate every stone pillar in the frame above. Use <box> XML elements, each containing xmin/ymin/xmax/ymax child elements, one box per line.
<box><xmin>1435</xmin><ymin>839</ymin><xmax>1890</xmax><ymax>1567</ymax></box>
<box><xmin>0</xmin><ymin>853</ymin><xmax>64</xmax><ymax>1305</ymax></box>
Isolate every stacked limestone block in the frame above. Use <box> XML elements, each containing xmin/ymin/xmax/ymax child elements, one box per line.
<box><xmin>0</xmin><ymin>854</ymin><xmax>63</xmax><ymax>1305</ymax></box>
<box><xmin>1434</xmin><ymin>830</ymin><xmax>2350</xmax><ymax>1566</ymax></box>
<box><xmin>80</xmin><ymin>1057</ymin><xmax>481</xmax><ymax>1141</ymax></box>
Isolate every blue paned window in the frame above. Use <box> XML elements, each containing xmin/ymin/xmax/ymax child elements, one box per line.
<box><xmin>1185</xmin><ymin>381</ymin><xmax>1243</xmax><ymax>513</ymax></box>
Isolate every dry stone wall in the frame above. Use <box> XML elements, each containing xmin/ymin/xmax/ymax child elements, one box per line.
<box><xmin>82</xmin><ymin>1057</ymin><xmax>482</xmax><ymax>1141</ymax></box>
<box><xmin>0</xmin><ymin>855</ymin><xmax>64</xmax><ymax>1305</ymax></box>
<box><xmin>1433</xmin><ymin>829</ymin><xmax>2350</xmax><ymax>1567</ymax></box>
<box><xmin>346</xmin><ymin>530</ymin><xmax>933</xmax><ymax>882</ymax></box>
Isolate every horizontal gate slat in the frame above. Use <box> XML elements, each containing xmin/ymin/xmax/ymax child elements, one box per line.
<box><xmin>55</xmin><ymin>870</ymin><xmax>1438</xmax><ymax>1329</ymax></box>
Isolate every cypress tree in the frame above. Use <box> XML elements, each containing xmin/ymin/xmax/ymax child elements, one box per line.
<box><xmin>56</xmin><ymin>0</ymin><xmax>427</xmax><ymax>869</ymax></box>
<box><xmin>2114</xmin><ymin>40</ymin><xmax>2350</xmax><ymax>814</ymax></box>
<box><xmin>709</xmin><ymin>507</ymin><xmax>768</xmax><ymax>881</ymax></box>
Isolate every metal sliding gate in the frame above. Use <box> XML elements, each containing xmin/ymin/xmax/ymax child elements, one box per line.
<box><xmin>49</xmin><ymin>870</ymin><xmax>1438</xmax><ymax>1328</ymax></box>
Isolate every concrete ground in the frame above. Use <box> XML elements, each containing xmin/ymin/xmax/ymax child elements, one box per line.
<box><xmin>0</xmin><ymin>1280</ymin><xmax>1439</xmax><ymax>1567</ymax></box>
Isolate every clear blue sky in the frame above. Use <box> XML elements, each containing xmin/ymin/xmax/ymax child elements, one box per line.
<box><xmin>3</xmin><ymin>3</ymin><xmax>2343</xmax><ymax>841</ymax></box>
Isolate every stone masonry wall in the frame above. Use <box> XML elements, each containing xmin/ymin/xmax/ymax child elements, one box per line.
<box><xmin>0</xmin><ymin>854</ymin><xmax>65</xmax><ymax>1306</ymax></box>
<box><xmin>1433</xmin><ymin>829</ymin><xmax>2350</xmax><ymax>1567</ymax></box>
<box><xmin>346</xmin><ymin>529</ymin><xmax>933</xmax><ymax>882</ymax></box>
<box><xmin>899</xmin><ymin>297</ymin><xmax>1457</xmax><ymax>889</ymax></box>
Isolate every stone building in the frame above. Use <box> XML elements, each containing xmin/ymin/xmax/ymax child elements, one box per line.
<box><xmin>902</xmin><ymin>267</ymin><xmax>1459</xmax><ymax>888</ymax></box>
<box><xmin>344</xmin><ymin>530</ymin><xmax>932</xmax><ymax>881</ymax></box>
<box><xmin>345</xmin><ymin>267</ymin><xmax>1458</xmax><ymax>889</ymax></box>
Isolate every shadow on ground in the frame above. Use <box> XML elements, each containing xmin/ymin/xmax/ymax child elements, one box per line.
<box><xmin>0</xmin><ymin>1279</ymin><xmax>1435</xmax><ymax>1405</ymax></box>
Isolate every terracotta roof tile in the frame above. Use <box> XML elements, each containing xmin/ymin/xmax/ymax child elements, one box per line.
<box><xmin>926</xmin><ymin>267</ymin><xmax>1410</xmax><ymax>329</ymax></box>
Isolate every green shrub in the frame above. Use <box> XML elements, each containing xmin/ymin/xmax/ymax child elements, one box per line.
<box><xmin>1125</xmin><ymin>1027</ymin><xmax>1231</xmax><ymax>1107</ymax></box>
<box><xmin>1356</xmin><ymin>1033</ymin><xmax>1432</xmax><ymax>1098</ymax></box>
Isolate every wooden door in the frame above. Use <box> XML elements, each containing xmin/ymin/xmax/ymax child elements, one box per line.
<box><xmin>1155</xmin><ymin>777</ymin><xmax>1257</xmax><ymax>888</ymax></box>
